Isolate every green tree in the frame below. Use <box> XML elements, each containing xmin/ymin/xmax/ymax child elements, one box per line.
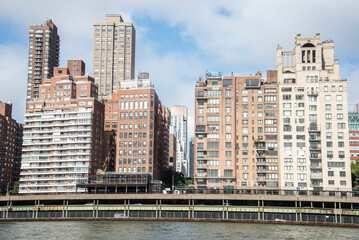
<box><xmin>185</xmin><ymin>178</ymin><xmax>194</xmax><ymax>186</ymax></box>
<box><xmin>351</xmin><ymin>160</ymin><xmax>359</xmax><ymax>188</ymax></box>
<box><xmin>9</xmin><ymin>181</ymin><xmax>20</xmax><ymax>195</ymax></box>
<box><xmin>161</xmin><ymin>169</ymin><xmax>185</xmax><ymax>188</ymax></box>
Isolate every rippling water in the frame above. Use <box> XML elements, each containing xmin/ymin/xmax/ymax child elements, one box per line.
<box><xmin>0</xmin><ymin>221</ymin><xmax>358</xmax><ymax>240</ymax></box>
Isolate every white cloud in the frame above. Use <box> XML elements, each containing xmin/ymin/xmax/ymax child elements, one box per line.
<box><xmin>1</xmin><ymin>0</ymin><xmax>359</xmax><ymax>137</ymax></box>
<box><xmin>136</xmin><ymin>41</ymin><xmax>204</xmax><ymax>139</ymax></box>
<box><xmin>0</xmin><ymin>43</ymin><xmax>27</xmax><ymax>122</ymax></box>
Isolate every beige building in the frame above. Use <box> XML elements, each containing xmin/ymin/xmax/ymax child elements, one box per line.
<box><xmin>194</xmin><ymin>71</ymin><xmax>280</xmax><ymax>189</ymax></box>
<box><xmin>277</xmin><ymin>34</ymin><xmax>352</xmax><ymax>191</ymax></box>
<box><xmin>19</xmin><ymin>61</ymin><xmax>105</xmax><ymax>194</ymax></box>
<box><xmin>27</xmin><ymin>19</ymin><xmax>60</xmax><ymax>100</ymax></box>
<box><xmin>93</xmin><ymin>14</ymin><xmax>136</xmax><ymax>98</ymax></box>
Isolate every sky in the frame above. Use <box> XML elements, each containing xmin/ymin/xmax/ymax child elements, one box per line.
<box><xmin>1</xmin><ymin>0</ymin><xmax>359</xmax><ymax>141</ymax></box>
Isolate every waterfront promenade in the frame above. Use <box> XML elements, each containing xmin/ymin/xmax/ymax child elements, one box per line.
<box><xmin>1</xmin><ymin>190</ymin><xmax>359</xmax><ymax>227</ymax></box>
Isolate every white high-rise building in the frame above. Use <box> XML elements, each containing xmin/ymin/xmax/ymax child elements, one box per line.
<box><xmin>19</xmin><ymin>63</ymin><xmax>105</xmax><ymax>194</ymax></box>
<box><xmin>170</xmin><ymin>106</ymin><xmax>188</xmax><ymax>177</ymax></box>
<box><xmin>277</xmin><ymin>33</ymin><xmax>352</xmax><ymax>191</ymax></box>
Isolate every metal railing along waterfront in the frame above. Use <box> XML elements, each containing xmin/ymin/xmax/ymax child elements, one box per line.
<box><xmin>165</xmin><ymin>188</ymin><xmax>359</xmax><ymax>197</ymax></box>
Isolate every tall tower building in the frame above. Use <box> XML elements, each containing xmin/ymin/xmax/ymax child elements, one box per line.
<box><xmin>27</xmin><ymin>19</ymin><xmax>60</xmax><ymax>100</ymax></box>
<box><xmin>20</xmin><ymin>61</ymin><xmax>105</xmax><ymax>194</ymax></box>
<box><xmin>170</xmin><ymin>106</ymin><xmax>188</xmax><ymax>176</ymax></box>
<box><xmin>277</xmin><ymin>34</ymin><xmax>352</xmax><ymax>191</ymax></box>
<box><xmin>93</xmin><ymin>14</ymin><xmax>136</xmax><ymax>98</ymax></box>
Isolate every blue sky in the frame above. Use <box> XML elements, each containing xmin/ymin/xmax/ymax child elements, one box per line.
<box><xmin>1</xmin><ymin>0</ymin><xmax>359</xmax><ymax>140</ymax></box>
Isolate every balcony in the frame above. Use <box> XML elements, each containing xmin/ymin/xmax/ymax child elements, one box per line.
<box><xmin>195</xmin><ymin>125</ymin><xmax>206</xmax><ymax>134</ymax></box>
<box><xmin>197</xmin><ymin>165</ymin><xmax>207</xmax><ymax>170</ymax></box>
<box><xmin>310</xmin><ymin>154</ymin><xmax>322</xmax><ymax>160</ymax></box>
<box><xmin>309</xmin><ymin>145</ymin><xmax>321</xmax><ymax>150</ymax></box>
<box><xmin>307</xmin><ymin>90</ymin><xmax>318</xmax><ymax>96</ymax></box>
<box><xmin>310</xmin><ymin>174</ymin><xmax>323</xmax><ymax>179</ymax></box>
<box><xmin>309</xmin><ymin>123</ymin><xmax>320</xmax><ymax>132</ymax></box>
<box><xmin>310</xmin><ymin>164</ymin><xmax>322</xmax><ymax>170</ymax></box>
<box><xmin>255</xmin><ymin>144</ymin><xmax>265</xmax><ymax>151</ymax></box>
<box><xmin>196</xmin><ymin>92</ymin><xmax>207</xmax><ymax>99</ymax></box>
<box><xmin>309</xmin><ymin>136</ymin><xmax>320</xmax><ymax>141</ymax></box>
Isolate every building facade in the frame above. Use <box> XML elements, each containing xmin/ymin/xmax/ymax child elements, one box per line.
<box><xmin>0</xmin><ymin>102</ymin><xmax>23</xmax><ymax>193</ymax></box>
<box><xmin>27</xmin><ymin>19</ymin><xmax>60</xmax><ymax>100</ymax></box>
<box><xmin>277</xmin><ymin>33</ymin><xmax>352</xmax><ymax>191</ymax></box>
<box><xmin>170</xmin><ymin>106</ymin><xmax>189</xmax><ymax>176</ymax></box>
<box><xmin>93</xmin><ymin>14</ymin><xmax>136</xmax><ymax>98</ymax></box>
<box><xmin>111</xmin><ymin>75</ymin><xmax>169</xmax><ymax>180</ymax></box>
<box><xmin>348</xmin><ymin>103</ymin><xmax>359</xmax><ymax>162</ymax></box>
<box><xmin>194</xmin><ymin>71</ymin><xmax>280</xmax><ymax>189</ymax></box>
<box><xmin>19</xmin><ymin>61</ymin><xmax>104</xmax><ymax>194</ymax></box>
<box><xmin>189</xmin><ymin>137</ymin><xmax>194</xmax><ymax>178</ymax></box>
<box><xmin>169</xmin><ymin>126</ymin><xmax>177</xmax><ymax>170</ymax></box>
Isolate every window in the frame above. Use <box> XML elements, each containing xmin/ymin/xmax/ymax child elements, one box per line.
<box><xmin>328</xmin><ymin>171</ymin><xmax>334</xmax><ymax>177</ymax></box>
<box><xmin>325</xmin><ymin>95</ymin><xmax>331</xmax><ymax>101</ymax></box>
<box><xmin>340</xmin><ymin>171</ymin><xmax>346</xmax><ymax>177</ymax></box>
<box><xmin>338</xmin><ymin>142</ymin><xmax>344</xmax><ymax>147</ymax></box>
<box><xmin>283</xmin><ymin>103</ymin><xmax>291</xmax><ymax>108</ymax></box>
<box><xmin>337</xmin><ymin>104</ymin><xmax>343</xmax><ymax>110</ymax></box>
<box><xmin>264</xmin><ymin>96</ymin><xmax>277</xmax><ymax>102</ymax></box>
<box><xmin>223</xmin><ymin>79</ymin><xmax>233</xmax><ymax>87</ymax></box>
<box><xmin>336</xmin><ymin>95</ymin><xmax>343</xmax><ymax>101</ymax></box>
<box><xmin>325</xmin><ymin>104</ymin><xmax>331</xmax><ymax>110</ymax></box>
<box><xmin>338</xmin><ymin>123</ymin><xmax>346</xmax><ymax>129</ymax></box>
<box><xmin>283</xmin><ymin>95</ymin><xmax>291</xmax><ymax>100</ymax></box>
<box><xmin>337</xmin><ymin>113</ymin><xmax>343</xmax><ymax>119</ymax></box>
<box><xmin>325</xmin><ymin>113</ymin><xmax>332</xmax><ymax>119</ymax></box>
<box><xmin>326</xmin><ymin>132</ymin><xmax>332</xmax><ymax>139</ymax></box>
<box><xmin>283</xmin><ymin>110</ymin><xmax>292</xmax><ymax>116</ymax></box>
<box><xmin>225</xmin><ymin>98</ymin><xmax>231</xmax><ymax>104</ymax></box>
<box><xmin>296</xmin><ymin>110</ymin><xmax>304</xmax><ymax>116</ymax></box>
<box><xmin>242</xmin><ymin>96</ymin><xmax>248</xmax><ymax>102</ymax></box>
<box><xmin>309</xmin><ymin>105</ymin><xmax>317</xmax><ymax>111</ymax></box>
<box><xmin>285</xmin><ymin>173</ymin><xmax>293</xmax><ymax>179</ymax></box>
<box><xmin>328</xmin><ymin>162</ymin><xmax>345</xmax><ymax>168</ymax></box>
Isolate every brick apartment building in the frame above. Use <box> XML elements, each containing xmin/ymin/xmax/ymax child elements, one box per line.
<box><xmin>19</xmin><ymin>60</ymin><xmax>105</xmax><ymax>194</ymax></box>
<box><xmin>0</xmin><ymin>102</ymin><xmax>23</xmax><ymax>193</ymax></box>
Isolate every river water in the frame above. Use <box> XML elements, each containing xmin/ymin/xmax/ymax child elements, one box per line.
<box><xmin>0</xmin><ymin>221</ymin><xmax>358</xmax><ymax>240</ymax></box>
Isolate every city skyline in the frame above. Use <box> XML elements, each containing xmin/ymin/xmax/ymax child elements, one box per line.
<box><xmin>1</xmin><ymin>1</ymin><xmax>359</xmax><ymax>142</ymax></box>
